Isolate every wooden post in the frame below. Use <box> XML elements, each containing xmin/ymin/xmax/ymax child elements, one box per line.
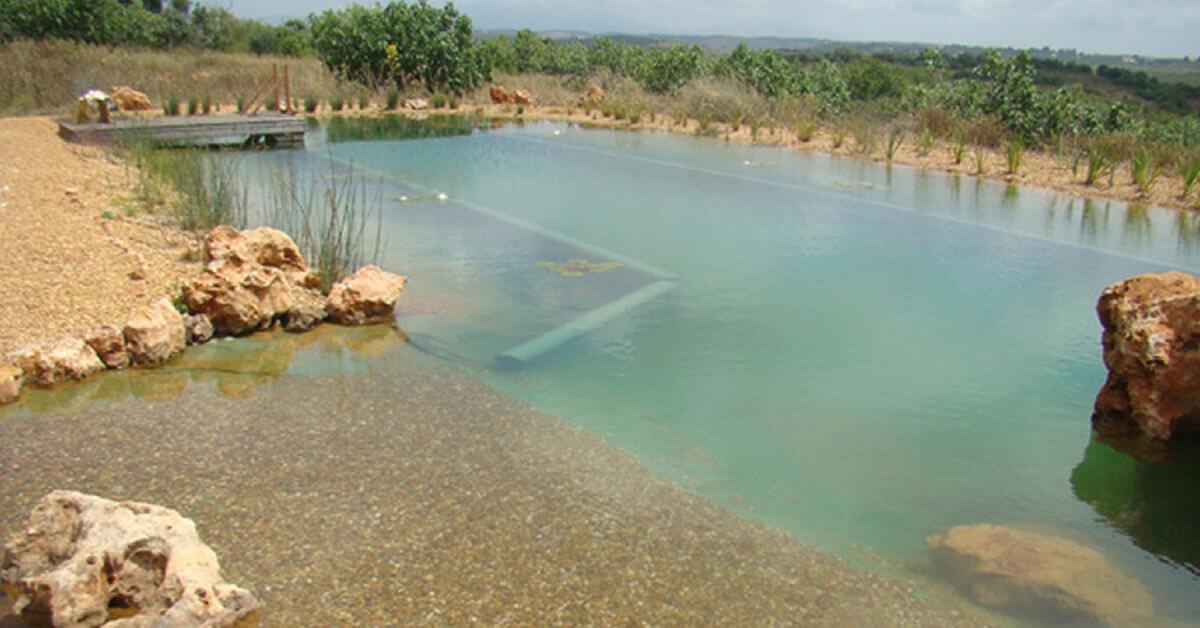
<box><xmin>283</xmin><ymin>64</ymin><xmax>292</xmax><ymax>114</ymax></box>
<box><xmin>272</xmin><ymin>63</ymin><xmax>279</xmax><ymax>112</ymax></box>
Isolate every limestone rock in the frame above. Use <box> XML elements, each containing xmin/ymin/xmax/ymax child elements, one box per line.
<box><xmin>404</xmin><ymin>98</ymin><xmax>429</xmax><ymax>110</ymax></box>
<box><xmin>584</xmin><ymin>84</ymin><xmax>605</xmax><ymax>103</ymax></box>
<box><xmin>85</xmin><ymin>325</ymin><xmax>129</xmax><ymax>370</ymax></box>
<box><xmin>0</xmin><ymin>364</ymin><xmax>21</xmax><ymax>405</ymax></box>
<box><xmin>109</xmin><ymin>86</ymin><xmax>152</xmax><ymax>111</ymax></box>
<box><xmin>183</xmin><ymin>265</ymin><xmax>293</xmax><ymax>337</ymax></box>
<box><xmin>1</xmin><ymin>490</ymin><xmax>260</xmax><ymax>627</ymax></box>
<box><xmin>11</xmin><ymin>338</ymin><xmax>105</xmax><ymax>387</ymax></box>
<box><xmin>204</xmin><ymin>225</ymin><xmax>307</xmax><ymax>274</ymax></box>
<box><xmin>183</xmin><ymin>314</ymin><xmax>214</xmax><ymax>345</ymax></box>
<box><xmin>489</xmin><ymin>85</ymin><xmax>512</xmax><ymax>104</ymax></box>
<box><xmin>124</xmin><ymin>299</ymin><xmax>186</xmax><ymax>368</ymax></box>
<box><xmin>1092</xmin><ymin>272</ymin><xmax>1200</xmax><ymax>446</ymax></box>
<box><xmin>326</xmin><ymin>265</ymin><xmax>408</xmax><ymax>326</ymax></box>
<box><xmin>283</xmin><ymin>288</ymin><xmax>328</xmax><ymax>333</ymax></box>
<box><xmin>512</xmin><ymin>89</ymin><xmax>535</xmax><ymax>106</ymax></box>
<box><xmin>927</xmin><ymin>524</ymin><xmax>1152</xmax><ymax>625</ymax></box>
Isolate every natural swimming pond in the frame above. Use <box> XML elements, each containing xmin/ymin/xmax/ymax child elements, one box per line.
<box><xmin>293</xmin><ymin>117</ymin><xmax>1200</xmax><ymax>621</ymax></box>
<box><xmin>6</xmin><ymin>116</ymin><xmax>1200</xmax><ymax>624</ymax></box>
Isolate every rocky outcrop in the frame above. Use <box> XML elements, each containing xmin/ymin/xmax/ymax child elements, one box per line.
<box><xmin>512</xmin><ymin>89</ymin><xmax>535</xmax><ymax>106</ymax></box>
<box><xmin>927</xmin><ymin>524</ymin><xmax>1152</xmax><ymax>625</ymax></box>
<box><xmin>326</xmin><ymin>265</ymin><xmax>408</xmax><ymax>326</ymax></box>
<box><xmin>2</xmin><ymin>490</ymin><xmax>260</xmax><ymax>627</ymax></box>
<box><xmin>85</xmin><ymin>325</ymin><xmax>129</xmax><ymax>370</ymax></box>
<box><xmin>124</xmin><ymin>299</ymin><xmax>186</xmax><ymax>367</ymax></box>
<box><xmin>10</xmin><ymin>338</ymin><xmax>105</xmax><ymax>387</ymax></box>
<box><xmin>182</xmin><ymin>226</ymin><xmax>308</xmax><ymax>336</ymax></box>
<box><xmin>404</xmin><ymin>98</ymin><xmax>429</xmax><ymax>110</ymax></box>
<box><xmin>0</xmin><ymin>364</ymin><xmax>21</xmax><ymax>405</ymax></box>
<box><xmin>109</xmin><ymin>86</ymin><xmax>152</xmax><ymax>111</ymax></box>
<box><xmin>489</xmin><ymin>85</ymin><xmax>512</xmax><ymax>104</ymax></box>
<box><xmin>1092</xmin><ymin>272</ymin><xmax>1200</xmax><ymax>448</ymax></box>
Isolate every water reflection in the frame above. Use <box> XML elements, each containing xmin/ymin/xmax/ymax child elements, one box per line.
<box><xmin>0</xmin><ymin>325</ymin><xmax>408</xmax><ymax>416</ymax></box>
<box><xmin>1071</xmin><ymin>435</ymin><xmax>1200</xmax><ymax>576</ymax></box>
<box><xmin>323</xmin><ymin>114</ymin><xmax>487</xmax><ymax>143</ymax></box>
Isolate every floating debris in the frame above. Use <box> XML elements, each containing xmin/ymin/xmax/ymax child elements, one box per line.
<box><xmin>831</xmin><ymin>180</ymin><xmax>883</xmax><ymax>191</ymax></box>
<box><xmin>741</xmin><ymin>160</ymin><xmax>780</xmax><ymax>169</ymax></box>
<box><xmin>536</xmin><ymin>258</ymin><xmax>625</xmax><ymax>277</ymax></box>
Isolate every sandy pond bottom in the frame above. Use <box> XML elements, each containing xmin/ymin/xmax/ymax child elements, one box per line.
<box><xmin>0</xmin><ymin>327</ymin><xmax>985</xmax><ymax>626</ymax></box>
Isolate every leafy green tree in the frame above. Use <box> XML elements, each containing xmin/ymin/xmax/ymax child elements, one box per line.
<box><xmin>975</xmin><ymin>51</ymin><xmax>1040</xmax><ymax>139</ymax></box>
<box><xmin>809</xmin><ymin>59</ymin><xmax>850</xmax><ymax>116</ymax></box>
<box><xmin>718</xmin><ymin>44</ymin><xmax>803</xmax><ymax>98</ymax></box>
<box><xmin>635</xmin><ymin>44</ymin><xmax>705</xmax><ymax>94</ymax></box>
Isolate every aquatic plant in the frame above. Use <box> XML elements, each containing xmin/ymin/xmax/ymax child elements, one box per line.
<box><xmin>1130</xmin><ymin>148</ymin><xmax>1165</xmax><ymax>196</ymax></box>
<box><xmin>163</xmin><ymin>96</ymin><xmax>180</xmax><ymax>116</ymax></box>
<box><xmin>1006</xmin><ymin>140</ymin><xmax>1024</xmax><ymax>175</ymax></box>
<box><xmin>187</xmin><ymin>97</ymin><xmax>200</xmax><ymax>116</ymax></box>
<box><xmin>885</xmin><ymin>127</ymin><xmax>904</xmax><ymax>162</ymax></box>
<box><xmin>265</xmin><ymin>159</ymin><xmax>384</xmax><ymax>292</ymax></box>
<box><xmin>1181</xmin><ymin>154</ymin><xmax>1200</xmax><ymax>200</ymax></box>
<box><xmin>950</xmin><ymin>133</ymin><xmax>966</xmax><ymax>165</ymax></box>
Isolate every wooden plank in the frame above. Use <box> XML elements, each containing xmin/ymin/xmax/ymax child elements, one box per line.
<box><xmin>58</xmin><ymin>114</ymin><xmax>306</xmax><ymax>147</ymax></box>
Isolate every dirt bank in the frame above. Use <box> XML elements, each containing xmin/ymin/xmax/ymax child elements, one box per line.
<box><xmin>0</xmin><ymin>116</ymin><xmax>200</xmax><ymax>358</ymax></box>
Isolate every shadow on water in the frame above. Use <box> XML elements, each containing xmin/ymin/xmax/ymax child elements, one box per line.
<box><xmin>1071</xmin><ymin>433</ymin><xmax>1200</xmax><ymax>576</ymax></box>
<box><xmin>0</xmin><ymin>325</ymin><xmax>408</xmax><ymax>417</ymax></box>
<box><xmin>321</xmin><ymin>114</ymin><xmax>495</xmax><ymax>144</ymax></box>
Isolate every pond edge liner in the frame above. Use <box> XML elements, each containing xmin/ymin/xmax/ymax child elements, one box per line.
<box><xmin>315</xmin><ymin>149</ymin><xmax>678</xmax><ymax>368</ymax></box>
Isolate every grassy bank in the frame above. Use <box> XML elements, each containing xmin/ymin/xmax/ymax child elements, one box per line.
<box><xmin>0</xmin><ymin>39</ymin><xmax>348</xmax><ymax>115</ymax></box>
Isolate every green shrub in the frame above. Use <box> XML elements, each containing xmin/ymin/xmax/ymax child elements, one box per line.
<box><xmin>430</xmin><ymin>92</ymin><xmax>448</xmax><ymax>108</ymax></box>
<box><xmin>950</xmin><ymin>133</ymin><xmax>967</xmax><ymax>164</ymax></box>
<box><xmin>235</xmin><ymin>94</ymin><xmax>245</xmax><ymax>114</ymax></box>
<box><xmin>187</xmin><ymin>98</ymin><xmax>199</xmax><ymax>115</ymax></box>
<box><xmin>163</xmin><ymin>95</ymin><xmax>180</xmax><ymax>116</ymax></box>
<box><xmin>917</xmin><ymin>128</ymin><xmax>933</xmax><ymax>156</ymax></box>
<box><xmin>357</xmin><ymin>94</ymin><xmax>370</xmax><ymax>109</ymax></box>
<box><xmin>331</xmin><ymin>97</ymin><xmax>345</xmax><ymax>112</ymax></box>
<box><xmin>385</xmin><ymin>89</ymin><xmax>399</xmax><ymax>110</ymax></box>
<box><xmin>795</xmin><ymin>116</ymin><xmax>817</xmax><ymax>142</ymax></box>
<box><xmin>201</xmin><ymin>94</ymin><xmax>212</xmax><ymax>115</ymax></box>
<box><xmin>885</xmin><ymin>127</ymin><xmax>904</xmax><ymax>162</ymax></box>
<box><xmin>304</xmin><ymin>95</ymin><xmax>319</xmax><ymax>113</ymax></box>
<box><xmin>973</xmin><ymin>145</ymin><xmax>987</xmax><ymax>175</ymax></box>
<box><xmin>1181</xmin><ymin>154</ymin><xmax>1200</xmax><ymax>200</ymax></box>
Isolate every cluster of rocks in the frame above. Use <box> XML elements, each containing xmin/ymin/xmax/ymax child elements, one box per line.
<box><xmin>2</xmin><ymin>490</ymin><xmax>258</xmax><ymax>627</ymax></box>
<box><xmin>1092</xmin><ymin>271</ymin><xmax>1200</xmax><ymax>456</ymax></box>
<box><xmin>488</xmin><ymin>85</ymin><xmax>535</xmax><ymax>106</ymax></box>
<box><xmin>0</xmin><ymin>225</ymin><xmax>407</xmax><ymax>407</ymax></box>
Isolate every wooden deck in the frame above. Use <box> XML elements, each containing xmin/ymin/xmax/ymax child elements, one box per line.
<box><xmin>58</xmin><ymin>113</ymin><xmax>307</xmax><ymax>147</ymax></box>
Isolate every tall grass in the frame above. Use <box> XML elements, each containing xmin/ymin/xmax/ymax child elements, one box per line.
<box><xmin>1005</xmin><ymin>140</ymin><xmax>1024</xmax><ymax>175</ymax></box>
<box><xmin>126</xmin><ymin>141</ymin><xmax>247</xmax><ymax>231</ymax></box>
<box><xmin>0</xmin><ymin>39</ymin><xmax>343</xmax><ymax>115</ymax></box>
<box><xmin>1182</xmin><ymin>154</ymin><xmax>1200</xmax><ymax>200</ymax></box>
<box><xmin>264</xmin><ymin>159</ymin><xmax>384</xmax><ymax>292</ymax></box>
<box><xmin>1130</xmin><ymin>147</ymin><xmax>1164</xmax><ymax>195</ymax></box>
<box><xmin>885</xmin><ymin>127</ymin><xmax>904</xmax><ymax>162</ymax></box>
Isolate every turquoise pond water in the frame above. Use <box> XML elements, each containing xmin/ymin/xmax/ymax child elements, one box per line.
<box><xmin>218</xmin><ymin>119</ymin><xmax>1200</xmax><ymax>619</ymax></box>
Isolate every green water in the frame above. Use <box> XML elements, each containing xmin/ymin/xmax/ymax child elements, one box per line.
<box><xmin>305</xmin><ymin>119</ymin><xmax>1200</xmax><ymax>620</ymax></box>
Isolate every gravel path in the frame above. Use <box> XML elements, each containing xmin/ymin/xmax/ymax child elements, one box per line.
<box><xmin>0</xmin><ymin>116</ymin><xmax>200</xmax><ymax>358</ymax></box>
<box><xmin>0</xmin><ymin>338</ymin><xmax>990</xmax><ymax>626</ymax></box>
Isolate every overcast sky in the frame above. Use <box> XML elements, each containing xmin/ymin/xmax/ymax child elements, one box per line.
<box><xmin>224</xmin><ymin>0</ymin><xmax>1200</xmax><ymax>58</ymax></box>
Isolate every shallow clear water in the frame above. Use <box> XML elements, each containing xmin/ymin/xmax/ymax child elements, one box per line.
<box><xmin>237</xmin><ymin>119</ymin><xmax>1200</xmax><ymax>620</ymax></box>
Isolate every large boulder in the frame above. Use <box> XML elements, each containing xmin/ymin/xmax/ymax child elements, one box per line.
<box><xmin>927</xmin><ymin>524</ymin><xmax>1152</xmax><ymax>625</ymax></box>
<box><xmin>204</xmin><ymin>225</ymin><xmax>307</xmax><ymax>274</ymax></box>
<box><xmin>109</xmin><ymin>86</ymin><xmax>152</xmax><ymax>111</ymax></box>
<box><xmin>2</xmin><ymin>490</ymin><xmax>260</xmax><ymax>627</ymax></box>
<box><xmin>489</xmin><ymin>85</ymin><xmax>512</xmax><ymax>104</ymax></box>
<box><xmin>183</xmin><ymin>313</ymin><xmax>215</xmax><ymax>345</ymax></box>
<box><xmin>10</xmin><ymin>338</ymin><xmax>105</xmax><ymax>387</ymax></box>
<box><xmin>326</xmin><ymin>265</ymin><xmax>408</xmax><ymax>326</ymax></box>
<box><xmin>124</xmin><ymin>299</ymin><xmax>186</xmax><ymax>367</ymax></box>
<box><xmin>512</xmin><ymin>89</ymin><xmax>535</xmax><ymax>106</ymax></box>
<box><xmin>0</xmin><ymin>364</ymin><xmax>21</xmax><ymax>405</ymax></box>
<box><xmin>182</xmin><ymin>265</ymin><xmax>293</xmax><ymax>337</ymax></box>
<box><xmin>283</xmin><ymin>287</ymin><xmax>328</xmax><ymax>333</ymax></box>
<box><xmin>85</xmin><ymin>325</ymin><xmax>129</xmax><ymax>370</ymax></box>
<box><xmin>1092</xmin><ymin>272</ymin><xmax>1200</xmax><ymax>446</ymax></box>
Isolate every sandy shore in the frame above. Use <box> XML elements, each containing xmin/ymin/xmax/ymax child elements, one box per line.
<box><xmin>0</xmin><ymin>337</ymin><xmax>990</xmax><ymax>626</ymax></box>
<box><xmin>0</xmin><ymin>117</ymin><xmax>201</xmax><ymax>358</ymax></box>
